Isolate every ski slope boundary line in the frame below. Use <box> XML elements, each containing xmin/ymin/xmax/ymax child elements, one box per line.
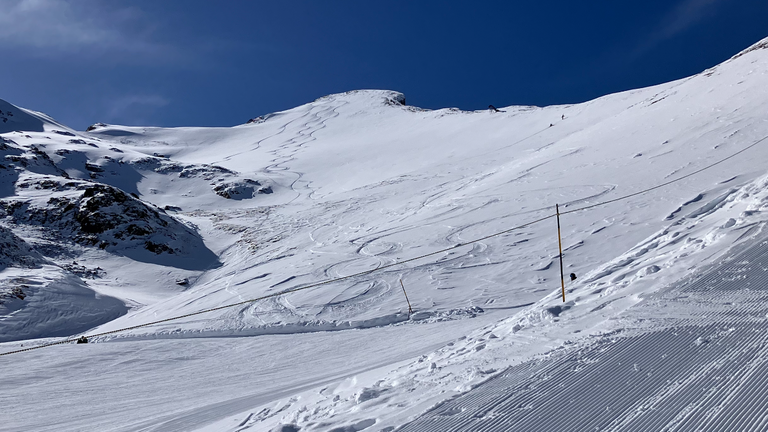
<box><xmin>1</xmin><ymin>133</ymin><xmax>766</xmax><ymax>357</ymax></box>
<box><xmin>561</xmin><ymin>134</ymin><xmax>768</xmax><ymax>215</ymax></box>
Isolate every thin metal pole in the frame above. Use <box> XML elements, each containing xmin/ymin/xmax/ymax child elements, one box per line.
<box><xmin>556</xmin><ymin>204</ymin><xmax>565</xmax><ymax>302</ymax></box>
<box><xmin>400</xmin><ymin>279</ymin><xmax>413</xmax><ymax>317</ymax></box>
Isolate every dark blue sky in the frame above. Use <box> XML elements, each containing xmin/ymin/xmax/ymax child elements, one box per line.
<box><xmin>1</xmin><ymin>0</ymin><xmax>767</xmax><ymax>130</ymax></box>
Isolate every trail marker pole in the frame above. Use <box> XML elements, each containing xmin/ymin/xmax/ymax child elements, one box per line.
<box><xmin>400</xmin><ymin>279</ymin><xmax>414</xmax><ymax>318</ymax></box>
<box><xmin>556</xmin><ymin>204</ymin><xmax>566</xmax><ymax>302</ymax></box>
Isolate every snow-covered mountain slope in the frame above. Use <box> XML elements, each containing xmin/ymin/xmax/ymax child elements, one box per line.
<box><xmin>0</xmin><ymin>98</ymin><xmax>73</xmax><ymax>134</ymax></box>
<box><xmin>3</xmin><ymin>37</ymin><xmax>768</xmax><ymax>432</ymax></box>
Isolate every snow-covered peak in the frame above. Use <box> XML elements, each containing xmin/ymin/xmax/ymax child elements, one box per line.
<box><xmin>731</xmin><ymin>35</ymin><xmax>768</xmax><ymax>60</ymax></box>
<box><xmin>242</xmin><ymin>90</ymin><xmax>407</xmax><ymax>127</ymax></box>
<box><xmin>313</xmin><ymin>89</ymin><xmax>406</xmax><ymax>106</ymax></box>
<box><xmin>0</xmin><ymin>98</ymin><xmax>74</xmax><ymax>135</ymax></box>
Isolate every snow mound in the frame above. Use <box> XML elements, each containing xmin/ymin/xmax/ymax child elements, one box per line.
<box><xmin>0</xmin><ymin>268</ymin><xmax>127</xmax><ymax>342</ymax></box>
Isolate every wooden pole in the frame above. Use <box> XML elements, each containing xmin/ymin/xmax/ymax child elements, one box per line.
<box><xmin>556</xmin><ymin>204</ymin><xmax>566</xmax><ymax>302</ymax></box>
<box><xmin>400</xmin><ymin>279</ymin><xmax>414</xmax><ymax>317</ymax></box>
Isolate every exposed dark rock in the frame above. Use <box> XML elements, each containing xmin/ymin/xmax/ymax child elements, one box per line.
<box><xmin>85</xmin><ymin>163</ymin><xmax>104</xmax><ymax>173</ymax></box>
<box><xmin>38</xmin><ymin>179</ymin><xmax>59</xmax><ymax>189</ymax></box>
<box><xmin>145</xmin><ymin>241</ymin><xmax>174</xmax><ymax>254</ymax></box>
<box><xmin>0</xmin><ymin>286</ymin><xmax>27</xmax><ymax>305</ymax></box>
<box><xmin>387</xmin><ymin>93</ymin><xmax>406</xmax><ymax>105</ymax></box>
<box><xmin>62</xmin><ymin>261</ymin><xmax>105</xmax><ymax>279</ymax></box>
<box><xmin>154</xmin><ymin>162</ymin><xmax>185</xmax><ymax>174</ymax></box>
<box><xmin>270</xmin><ymin>425</ymin><xmax>301</xmax><ymax>432</ymax></box>
<box><xmin>132</xmin><ymin>156</ymin><xmax>163</xmax><ymax>170</ymax></box>
<box><xmin>179</xmin><ymin>164</ymin><xmax>234</xmax><ymax>179</ymax></box>
<box><xmin>246</xmin><ymin>113</ymin><xmax>277</xmax><ymax>124</ymax></box>
<box><xmin>1</xmin><ymin>182</ymin><xmax>200</xmax><ymax>257</ymax></box>
<box><xmin>213</xmin><ymin>180</ymin><xmax>264</xmax><ymax>199</ymax></box>
<box><xmin>0</xmin><ymin>225</ymin><xmax>41</xmax><ymax>269</ymax></box>
<box><xmin>5</xmin><ymin>155</ymin><xmax>27</xmax><ymax>166</ymax></box>
<box><xmin>15</xmin><ymin>178</ymin><xmax>66</xmax><ymax>190</ymax></box>
<box><xmin>0</xmin><ymin>136</ymin><xmax>17</xmax><ymax>148</ymax></box>
<box><xmin>86</xmin><ymin>123</ymin><xmax>107</xmax><ymax>132</ymax></box>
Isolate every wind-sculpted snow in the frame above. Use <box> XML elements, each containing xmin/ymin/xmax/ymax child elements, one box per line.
<box><xmin>4</xmin><ymin>38</ymin><xmax>768</xmax><ymax>432</ymax></box>
<box><xmin>0</xmin><ymin>269</ymin><xmax>127</xmax><ymax>342</ymax></box>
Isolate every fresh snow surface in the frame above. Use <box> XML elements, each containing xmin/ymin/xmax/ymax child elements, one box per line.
<box><xmin>2</xmin><ymin>37</ymin><xmax>768</xmax><ymax>431</ymax></box>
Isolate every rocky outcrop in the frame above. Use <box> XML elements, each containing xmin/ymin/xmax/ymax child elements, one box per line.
<box><xmin>1</xmin><ymin>180</ymin><xmax>202</xmax><ymax>256</ymax></box>
<box><xmin>213</xmin><ymin>179</ymin><xmax>273</xmax><ymax>199</ymax></box>
<box><xmin>0</xmin><ymin>225</ymin><xmax>41</xmax><ymax>270</ymax></box>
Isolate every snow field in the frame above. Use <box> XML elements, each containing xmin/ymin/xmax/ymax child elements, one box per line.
<box><xmin>398</xmin><ymin>230</ymin><xmax>768</xmax><ymax>431</ymax></box>
<box><xmin>2</xmin><ymin>37</ymin><xmax>768</xmax><ymax>432</ymax></box>
<box><xmin>236</xmin><ymin>168</ymin><xmax>768</xmax><ymax>432</ymax></box>
<box><xmin>0</xmin><ymin>310</ymin><xmax>506</xmax><ymax>432</ymax></box>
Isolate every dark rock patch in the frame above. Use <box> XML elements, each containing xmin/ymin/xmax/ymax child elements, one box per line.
<box><xmin>52</xmin><ymin>130</ymin><xmax>76</xmax><ymax>137</ymax></box>
<box><xmin>86</xmin><ymin>123</ymin><xmax>107</xmax><ymax>132</ymax></box>
<box><xmin>0</xmin><ymin>225</ymin><xmax>42</xmax><ymax>270</ymax></box>
<box><xmin>213</xmin><ymin>179</ymin><xmax>266</xmax><ymax>200</ymax></box>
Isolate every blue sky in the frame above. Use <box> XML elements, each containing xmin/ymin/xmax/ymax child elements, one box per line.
<box><xmin>1</xmin><ymin>0</ymin><xmax>767</xmax><ymax>130</ymax></box>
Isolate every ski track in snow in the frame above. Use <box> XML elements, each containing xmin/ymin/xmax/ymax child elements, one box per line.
<box><xmin>263</xmin><ymin>101</ymin><xmax>346</xmax><ymax>203</ymax></box>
